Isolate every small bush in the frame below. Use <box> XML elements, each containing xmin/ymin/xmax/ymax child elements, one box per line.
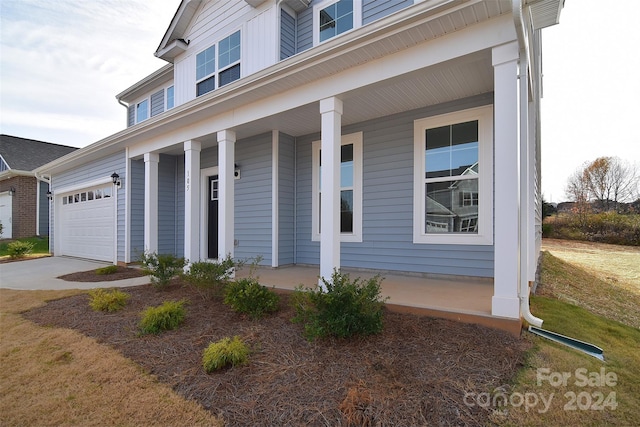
<box><xmin>139</xmin><ymin>252</ymin><xmax>187</xmax><ymax>288</ymax></box>
<box><xmin>7</xmin><ymin>241</ymin><xmax>35</xmax><ymax>259</ymax></box>
<box><xmin>88</xmin><ymin>288</ymin><xmax>130</xmax><ymax>312</ymax></box>
<box><xmin>139</xmin><ymin>300</ymin><xmax>187</xmax><ymax>335</ymax></box>
<box><xmin>183</xmin><ymin>255</ymin><xmax>237</xmax><ymax>299</ymax></box>
<box><xmin>95</xmin><ymin>265</ymin><xmax>119</xmax><ymax>275</ymax></box>
<box><xmin>291</xmin><ymin>270</ymin><xmax>387</xmax><ymax>340</ymax></box>
<box><xmin>202</xmin><ymin>336</ymin><xmax>250</xmax><ymax>372</ymax></box>
<box><xmin>224</xmin><ymin>278</ymin><xmax>280</xmax><ymax>319</ymax></box>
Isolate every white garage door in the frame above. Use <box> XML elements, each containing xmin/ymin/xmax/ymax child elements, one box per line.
<box><xmin>58</xmin><ymin>184</ymin><xmax>115</xmax><ymax>262</ymax></box>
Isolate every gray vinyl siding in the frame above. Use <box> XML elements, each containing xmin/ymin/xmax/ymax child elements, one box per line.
<box><xmin>296</xmin><ymin>6</ymin><xmax>313</xmax><ymax>53</ymax></box>
<box><xmin>158</xmin><ymin>155</ymin><xmax>178</xmax><ymax>256</ymax></box>
<box><xmin>363</xmin><ymin>0</ymin><xmax>413</xmax><ymax>25</ymax></box>
<box><xmin>150</xmin><ymin>90</ymin><xmax>165</xmax><ymax>117</ymax></box>
<box><xmin>235</xmin><ymin>133</ymin><xmax>273</xmax><ymax>265</ymax></box>
<box><xmin>51</xmin><ymin>151</ymin><xmax>126</xmax><ymax>262</ymax></box>
<box><xmin>38</xmin><ymin>180</ymin><xmax>49</xmax><ymax>235</ymax></box>
<box><xmin>280</xmin><ymin>8</ymin><xmax>296</xmax><ymax>60</ymax></box>
<box><xmin>127</xmin><ymin>105</ymin><xmax>135</xmax><ymax>127</ymax></box>
<box><xmin>130</xmin><ymin>159</ymin><xmax>144</xmax><ymax>259</ymax></box>
<box><xmin>278</xmin><ymin>133</ymin><xmax>295</xmax><ymax>265</ymax></box>
<box><xmin>295</xmin><ymin>93</ymin><xmax>495</xmax><ymax>277</ymax></box>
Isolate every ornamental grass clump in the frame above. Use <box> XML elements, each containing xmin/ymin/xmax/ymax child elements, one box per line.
<box><xmin>291</xmin><ymin>270</ymin><xmax>387</xmax><ymax>341</ymax></box>
<box><xmin>139</xmin><ymin>300</ymin><xmax>187</xmax><ymax>335</ymax></box>
<box><xmin>95</xmin><ymin>265</ymin><xmax>119</xmax><ymax>275</ymax></box>
<box><xmin>88</xmin><ymin>288</ymin><xmax>130</xmax><ymax>312</ymax></box>
<box><xmin>7</xmin><ymin>241</ymin><xmax>35</xmax><ymax>259</ymax></box>
<box><xmin>202</xmin><ymin>336</ymin><xmax>250</xmax><ymax>372</ymax></box>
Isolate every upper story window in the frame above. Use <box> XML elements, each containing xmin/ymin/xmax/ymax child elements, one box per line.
<box><xmin>313</xmin><ymin>0</ymin><xmax>361</xmax><ymax>45</ymax></box>
<box><xmin>413</xmin><ymin>106</ymin><xmax>493</xmax><ymax>245</ymax></box>
<box><xmin>196</xmin><ymin>30</ymin><xmax>241</xmax><ymax>97</ymax></box>
<box><xmin>166</xmin><ymin>86</ymin><xmax>174</xmax><ymax>109</ymax></box>
<box><xmin>312</xmin><ymin>132</ymin><xmax>363</xmax><ymax>242</ymax></box>
<box><xmin>136</xmin><ymin>99</ymin><xmax>149</xmax><ymax>123</ymax></box>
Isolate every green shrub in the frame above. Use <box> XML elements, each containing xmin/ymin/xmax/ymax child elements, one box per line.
<box><xmin>202</xmin><ymin>336</ymin><xmax>250</xmax><ymax>372</ymax></box>
<box><xmin>88</xmin><ymin>288</ymin><xmax>130</xmax><ymax>312</ymax></box>
<box><xmin>139</xmin><ymin>300</ymin><xmax>187</xmax><ymax>335</ymax></box>
<box><xmin>291</xmin><ymin>270</ymin><xmax>387</xmax><ymax>341</ymax></box>
<box><xmin>7</xmin><ymin>241</ymin><xmax>35</xmax><ymax>259</ymax></box>
<box><xmin>139</xmin><ymin>252</ymin><xmax>187</xmax><ymax>288</ymax></box>
<box><xmin>183</xmin><ymin>255</ymin><xmax>237</xmax><ymax>299</ymax></box>
<box><xmin>95</xmin><ymin>265</ymin><xmax>119</xmax><ymax>275</ymax></box>
<box><xmin>223</xmin><ymin>278</ymin><xmax>280</xmax><ymax>319</ymax></box>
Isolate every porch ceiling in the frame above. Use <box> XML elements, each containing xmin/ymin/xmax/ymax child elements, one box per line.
<box><xmin>233</xmin><ymin>50</ymin><xmax>493</xmax><ymax>141</ymax></box>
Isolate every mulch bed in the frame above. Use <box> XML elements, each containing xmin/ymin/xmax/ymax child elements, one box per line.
<box><xmin>24</xmin><ymin>281</ymin><xmax>530</xmax><ymax>426</ymax></box>
<box><xmin>57</xmin><ymin>266</ymin><xmax>146</xmax><ymax>282</ymax></box>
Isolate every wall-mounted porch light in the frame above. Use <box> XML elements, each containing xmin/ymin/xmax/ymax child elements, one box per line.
<box><xmin>111</xmin><ymin>172</ymin><xmax>121</xmax><ymax>188</ymax></box>
<box><xmin>234</xmin><ymin>163</ymin><xmax>241</xmax><ymax>180</ymax></box>
<box><xmin>9</xmin><ymin>186</ymin><xmax>15</xmax><ymax>196</ymax></box>
<box><xmin>46</xmin><ymin>190</ymin><xmax>52</xmax><ymax>200</ymax></box>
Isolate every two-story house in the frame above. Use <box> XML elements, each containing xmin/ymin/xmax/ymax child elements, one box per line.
<box><xmin>36</xmin><ymin>0</ymin><xmax>564</xmax><ymax>331</ymax></box>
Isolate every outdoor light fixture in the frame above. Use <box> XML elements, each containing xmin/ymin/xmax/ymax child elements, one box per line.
<box><xmin>234</xmin><ymin>163</ymin><xmax>241</xmax><ymax>180</ymax></box>
<box><xmin>111</xmin><ymin>172</ymin><xmax>121</xmax><ymax>188</ymax></box>
<box><xmin>9</xmin><ymin>186</ymin><xmax>15</xmax><ymax>196</ymax></box>
<box><xmin>46</xmin><ymin>190</ymin><xmax>52</xmax><ymax>200</ymax></box>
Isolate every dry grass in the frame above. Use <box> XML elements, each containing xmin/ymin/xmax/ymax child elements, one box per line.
<box><xmin>542</xmin><ymin>238</ymin><xmax>640</xmax><ymax>293</ymax></box>
<box><xmin>0</xmin><ymin>289</ymin><xmax>222</xmax><ymax>427</ymax></box>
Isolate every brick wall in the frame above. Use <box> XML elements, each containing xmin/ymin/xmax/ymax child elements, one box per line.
<box><xmin>0</xmin><ymin>176</ymin><xmax>38</xmax><ymax>239</ymax></box>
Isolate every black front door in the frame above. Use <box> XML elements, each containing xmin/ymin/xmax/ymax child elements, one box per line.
<box><xmin>208</xmin><ymin>175</ymin><xmax>219</xmax><ymax>259</ymax></box>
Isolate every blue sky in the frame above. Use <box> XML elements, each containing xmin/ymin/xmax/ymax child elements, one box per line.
<box><xmin>1</xmin><ymin>0</ymin><xmax>638</xmax><ymax>202</ymax></box>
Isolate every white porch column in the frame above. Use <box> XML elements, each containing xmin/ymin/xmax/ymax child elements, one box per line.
<box><xmin>144</xmin><ymin>152</ymin><xmax>159</xmax><ymax>254</ymax></box>
<box><xmin>184</xmin><ymin>140</ymin><xmax>201</xmax><ymax>264</ymax></box>
<box><xmin>492</xmin><ymin>41</ymin><xmax>521</xmax><ymax>319</ymax></box>
<box><xmin>217</xmin><ymin>130</ymin><xmax>236</xmax><ymax>259</ymax></box>
<box><xmin>319</xmin><ymin>97</ymin><xmax>343</xmax><ymax>287</ymax></box>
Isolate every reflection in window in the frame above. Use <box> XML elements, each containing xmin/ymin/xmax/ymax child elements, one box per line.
<box><xmin>319</xmin><ymin>0</ymin><xmax>353</xmax><ymax>42</ymax></box>
<box><xmin>424</xmin><ymin>120</ymin><xmax>479</xmax><ymax>234</ymax></box>
<box><xmin>318</xmin><ymin>143</ymin><xmax>354</xmax><ymax>233</ymax></box>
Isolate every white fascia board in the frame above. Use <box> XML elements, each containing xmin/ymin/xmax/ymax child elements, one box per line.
<box><xmin>116</xmin><ymin>64</ymin><xmax>174</xmax><ymax>104</ymax></box>
<box><xmin>0</xmin><ymin>169</ymin><xmax>35</xmax><ymax>181</ymax></box>
<box><xmin>155</xmin><ymin>39</ymin><xmax>189</xmax><ymax>62</ymax></box>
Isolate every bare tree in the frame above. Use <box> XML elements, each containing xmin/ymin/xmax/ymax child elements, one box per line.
<box><xmin>581</xmin><ymin>157</ymin><xmax>638</xmax><ymax>211</ymax></box>
<box><xmin>565</xmin><ymin>166</ymin><xmax>591</xmax><ymax>223</ymax></box>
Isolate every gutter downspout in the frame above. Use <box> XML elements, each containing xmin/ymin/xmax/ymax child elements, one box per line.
<box><xmin>513</xmin><ymin>0</ymin><xmax>543</xmax><ymax>328</ymax></box>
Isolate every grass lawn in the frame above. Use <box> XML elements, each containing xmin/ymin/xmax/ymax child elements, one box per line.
<box><xmin>496</xmin><ymin>241</ymin><xmax>640</xmax><ymax>426</ymax></box>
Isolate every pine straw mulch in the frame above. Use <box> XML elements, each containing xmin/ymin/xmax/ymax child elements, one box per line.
<box><xmin>24</xmin><ymin>281</ymin><xmax>530</xmax><ymax>426</ymax></box>
<box><xmin>57</xmin><ymin>266</ymin><xmax>147</xmax><ymax>282</ymax></box>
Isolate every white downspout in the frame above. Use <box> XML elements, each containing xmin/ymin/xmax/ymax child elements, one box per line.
<box><xmin>513</xmin><ymin>0</ymin><xmax>543</xmax><ymax>328</ymax></box>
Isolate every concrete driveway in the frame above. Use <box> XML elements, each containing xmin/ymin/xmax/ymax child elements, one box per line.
<box><xmin>0</xmin><ymin>257</ymin><xmax>149</xmax><ymax>290</ymax></box>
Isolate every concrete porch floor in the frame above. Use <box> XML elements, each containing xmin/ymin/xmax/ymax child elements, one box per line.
<box><xmin>236</xmin><ymin>265</ymin><xmax>522</xmax><ymax>335</ymax></box>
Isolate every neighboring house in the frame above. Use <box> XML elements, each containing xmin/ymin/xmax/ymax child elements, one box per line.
<box><xmin>35</xmin><ymin>0</ymin><xmax>564</xmax><ymax>327</ymax></box>
<box><xmin>0</xmin><ymin>135</ymin><xmax>77</xmax><ymax>239</ymax></box>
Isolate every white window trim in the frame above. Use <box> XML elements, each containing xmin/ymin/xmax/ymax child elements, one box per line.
<box><xmin>313</xmin><ymin>0</ymin><xmax>362</xmax><ymax>46</ymax></box>
<box><xmin>413</xmin><ymin>105</ymin><xmax>493</xmax><ymax>245</ymax></box>
<box><xmin>195</xmin><ymin>28</ymin><xmax>242</xmax><ymax>95</ymax></box>
<box><xmin>312</xmin><ymin>131</ymin><xmax>363</xmax><ymax>243</ymax></box>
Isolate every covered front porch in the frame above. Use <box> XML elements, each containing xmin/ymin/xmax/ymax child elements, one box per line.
<box><xmin>237</xmin><ymin>265</ymin><xmax>522</xmax><ymax>335</ymax></box>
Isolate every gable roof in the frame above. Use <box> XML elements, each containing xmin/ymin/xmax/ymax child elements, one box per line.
<box><xmin>0</xmin><ymin>135</ymin><xmax>77</xmax><ymax>172</ymax></box>
<box><xmin>155</xmin><ymin>0</ymin><xmax>202</xmax><ymax>62</ymax></box>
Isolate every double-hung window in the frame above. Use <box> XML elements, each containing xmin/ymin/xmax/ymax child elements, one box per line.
<box><xmin>135</xmin><ymin>99</ymin><xmax>149</xmax><ymax>123</ymax></box>
<box><xmin>166</xmin><ymin>86</ymin><xmax>174</xmax><ymax>109</ymax></box>
<box><xmin>413</xmin><ymin>106</ymin><xmax>493</xmax><ymax>245</ymax></box>
<box><xmin>313</xmin><ymin>0</ymin><xmax>362</xmax><ymax>45</ymax></box>
<box><xmin>312</xmin><ymin>132</ymin><xmax>363</xmax><ymax>242</ymax></box>
<box><xmin>196</xmin><ymin>30</ymin><xmax>241</xmax><ymax>97</ymax></box>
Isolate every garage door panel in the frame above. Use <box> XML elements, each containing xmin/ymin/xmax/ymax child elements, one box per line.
<box><xmin>58</xmin><ymin>187</ymin><xmax>115</xmax><ymax>262</ymax></box>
